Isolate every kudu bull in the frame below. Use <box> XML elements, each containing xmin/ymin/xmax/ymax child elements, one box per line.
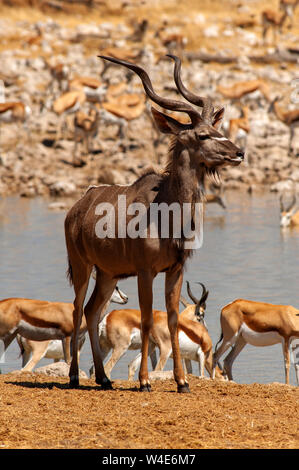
<box><xmin>64</xmin><ymin>55</ymin><xmax>244</xmax><ymax>392</ymax></box>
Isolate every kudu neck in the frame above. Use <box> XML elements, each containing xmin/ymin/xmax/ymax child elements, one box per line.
<box><xmin>166</xmin><ymin>143</ymin><xmax>204</xmax><ymax>205</ymax></box>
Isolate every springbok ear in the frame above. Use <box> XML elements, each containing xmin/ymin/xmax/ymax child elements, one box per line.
<box><xmin>151</xmin><ymin>106</ymin><xmax>190</xmax><ymax>134</ymax></box>
<box><xmin>180</xmin><ymin>296</ymin><xmax>189</xmax><ymax>308</ymax></box>
<box><xmin>212</xmin><ymin>107</ymin><xmax>225</xmax><ymax>130</ymax></box>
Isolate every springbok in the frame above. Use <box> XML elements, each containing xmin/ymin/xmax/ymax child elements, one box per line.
<box><xmin>73</xmin><ymin>107</ymin><xmax>100</xmax><ymax>160</ymax></box>
<box><xmin>53</xmin><ymin>90</ymin><xmax>86</xmax><ymax>145</ymax></box>
<box><xmin>128</xmin><ymin>283</ymin><xmax>225</xmax><ymax>380</ymax></box>
<box><xmin>227</xmin><ymin>106</ymin><xmax>250</xmax><ymax>150</ymax></box>
<box><xmin>269</xmin><ymin>96</ymin><xmax>299</xmax><ymax>154</ymax></box>
<box><xmin>261</xmin><ymin>9</ymin><xmax>288</xmax><ymax>44</ymax></box>
<box><xmin>0</xmin><ymin>101</ymin><xmax>31</xmax><ymax>143</ymax></box>
<box><xmin>205</xmin><ymin>184</ymin><xmax>226</xmax><ymax>209</ymax></box>
<box><xmin>43</xmin><ymin>58</ymin><xmax>70</xmax><ymax>96</ymax></box>
<box><xmin>99</xmin><ymin>93</ymin><xmax>145</xmax><ymax>139</ymax></box>
<box><xmin>90</xmin><ymin>282</ymin><xmax>218</xmax><ymax>379</ymax></box>
<box><xmin>279</xmin><ymin>0</ymin><xmax>299</xmax><ymax>28</ymax></box>
<box><xmin>212</xmin><ymin>299</ymin><xmax>299</xmax><ymax>385</ymax></box>
<box><xmin>217</xmin><ymin>79</ymin><xmax>271</xmax><ymax>104</ymax></box>
<box><xmin>64</xmin><ymin>54</ymin><xmax>244</xmax><ymax>393</ymax></box>
<box><xmin>16</xmin><ymin>286</ymin><xmax>128</xmax><ymax>372</ymax></box>
<box><xmin>280</xmin><ymin>193</ymin><xmax>299</xmax><ymax>227</ymax></box>
<box><xmin>0</xmin><ymin>298</ymin><xmax>77</xmax><ymax>367</ymax></box>
<box><xmin>68</xmin><ymin>77</ymin><xmax>107</xmax><ymax>103</ymax></box>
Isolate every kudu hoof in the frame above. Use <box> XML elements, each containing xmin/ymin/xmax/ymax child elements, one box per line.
<box><xmin>139</xmin><ymin>383</ymin><xmax>151</xmax><ymax>392</ymax></box>
<box><xmin>69</xmin><ymin>375</ymin><xmax>79</xmax><ymax>389</ymax></box>
<box><xmin>177</xmin><ymin>382</ymin><xmax>191</xmax><ymax>393</ymax></box>
<box><xmin>96</xmin><ymin>377</ymin><xmax>113</xmax><ymax>390</ymax></box>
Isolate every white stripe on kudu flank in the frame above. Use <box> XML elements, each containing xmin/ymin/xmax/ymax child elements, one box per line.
<box><xmin>213</xmin><ymin>136</ymin><xmax>229</xmax><ymax>142</ymax></box>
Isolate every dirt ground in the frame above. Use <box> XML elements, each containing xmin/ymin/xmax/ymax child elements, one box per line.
<box><xmin>0</xmin><ymin>372</ymin><xmax>298</xmax><ymax>449</ymax></box>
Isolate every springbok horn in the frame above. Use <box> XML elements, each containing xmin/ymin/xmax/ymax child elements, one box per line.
<box><xmin>197</xmin><ymin>282</ymin><xmax>209</xmax><ymax>305</ymax></box>
<box><xmin>186</xmin><ymin>281</ymin><xmax>199</xmax><ymax>305</ymax></box>
<box><xmin>166</xmin><ymin>54</ymin><xmax>214</xmax><ymax>122</ymax></box>
<box><xmin>279</xmin><ymin>194</ymin><xmax>284</xmax><ymax>212</ymax></box>
<box><xmin>280</xmin><ymin>193</ymin><xmax>296</xmax><ymax>212</ymax></box>
<box><xmin>98</xmin><ymin>55</ymin><xmax>201</xmax><ymax>126</ymax></box>
<box><xmin>286</xmin><ymin>193</ymin><xmax>296</xmax><ymax>212</ymax></box>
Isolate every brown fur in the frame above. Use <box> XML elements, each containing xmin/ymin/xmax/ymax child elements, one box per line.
<box><xmin>65</xmin><ymin>56</ymin><xmax>243</xmax><ymax>392</ymax></box>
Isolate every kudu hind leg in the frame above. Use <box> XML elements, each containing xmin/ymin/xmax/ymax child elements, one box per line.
<box><xmin>84</xmin><ymin>273</ymin><xmax>117</xmax><ymax>389</ymax></box>
<box><xmin>137</xmin><ymin>271</ymin><xmax>154</xmax><ymax>392</ymax></box>
<box><xmin>165</xmin><ymin>269</ymin><xmax>189</xmax><ymax>393</ymax></box>
<box><xmin>69</xmin><ymin>263</ymin><xmax>92</xmax><ymax>388</ymax></box>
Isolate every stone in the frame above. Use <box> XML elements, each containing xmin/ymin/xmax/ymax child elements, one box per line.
<box><xmin>35</xmin><ymin>362</ymin><xmax>88</xmax><ymax>379</ymax></box>
<box><xmin>148</xmin><ymin>370</ymin><xmax>174</xmax><ymax>381</ymax></box>
<box><xmin>49</xmin><ymin>181</ymin><xmax>77</xmax><ymax>197</ymax></box>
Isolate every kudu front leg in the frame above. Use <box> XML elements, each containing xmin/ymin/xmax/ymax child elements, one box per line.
<box><xmin>137</xmin><ymin>271</ymin><xmax>154</xmax><ymax>392</ymax></box>
<box><xmin>165</xmin><ymin>269</ymin><xmax>189</xmax><ymax>393</ymax></box>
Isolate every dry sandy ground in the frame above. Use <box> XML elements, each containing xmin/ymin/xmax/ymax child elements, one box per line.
<box><xmin>0</xmin><ymin>373</ymin><xmax>298</xmax><ymax>449</ymax></box>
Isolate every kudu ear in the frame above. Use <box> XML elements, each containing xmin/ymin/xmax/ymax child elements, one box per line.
<box><xmin>151</xmin><ymin>106</ymin><xmax>191</xmax><ymax>134</ymax></box>
<box><xmin>212</xmin><ymin>107</ymin><xmax>225</xmax><ymax>130</ymax></box>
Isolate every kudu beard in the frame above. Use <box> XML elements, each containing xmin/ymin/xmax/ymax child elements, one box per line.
<box><xmin>95</xmin><ymin>195</ymin><xmax>203</xmax><ymax>249</ymax></box>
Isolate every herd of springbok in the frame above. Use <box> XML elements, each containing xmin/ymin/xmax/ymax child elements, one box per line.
<box><xmin>0</xmin><ymin>54</ymin><xmax>299</xmax><ymax>392</ymax></box>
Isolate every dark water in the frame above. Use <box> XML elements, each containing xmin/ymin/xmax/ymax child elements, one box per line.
<box><xmin>0</xmin><ymin>192</ymin><xmax>298</xmax><ymax>385</ymax></box>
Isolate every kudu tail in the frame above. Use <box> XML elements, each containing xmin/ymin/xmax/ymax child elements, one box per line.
<box><xmin>66</xmin><ymin>257</ymin><xmax>73</xmax><ymax>286</ymax></box>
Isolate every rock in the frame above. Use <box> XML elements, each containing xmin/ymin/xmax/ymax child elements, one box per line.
<box><xmin>35</xmin><ymin>362</ymin><xmax>88</xmax><ymax>378</ymax></box>
<box><xmin>225</xmin><ymin>168</ymin><xmax>243</xmax><ymax>181</ymax></box>
<box><xmin>98</xmin><ymin>167</ymin><xmax>128</xmax><ymax>185</ymax></box>
<box><xmin>49</xmin><ymin>181</ymin><xmax>77</xmax><ymax>197</ymax></box>
<box><xmin>0</xmin><ymin>9</ymin><xmax>297</xmax><ymax>198</ymax></box>
<box><xmin>246</xmin><ymin>168</ymin><xmax>265</xmax><ymax>184</ymax></box>
<box><xmin>48</xmin><ymin>201</ymin><xmax>68</xmax><ymax>211</ymax></box>
<box><xmin>20</xmin><ymin>187</ymin><xmax>37</xmax><ymax>198</ymax></box>
<box><xmin>290</xmin><ymin>169</ymin><xmax>299</xmax><ymax>182</ymax></box>
<box><xmin>203</xmin><ymin>25</ymin><xmax>219</xmax><ymax>38</ymax></box>
<box><xmin>148</xmin><ymin>370</ymin><xmax>174</xmax><ymax>381</ymax></box>
<box><xmin>270</xmin><ymin>179</ymin><xmax>297</xmax><ymax>192</ymax></box>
